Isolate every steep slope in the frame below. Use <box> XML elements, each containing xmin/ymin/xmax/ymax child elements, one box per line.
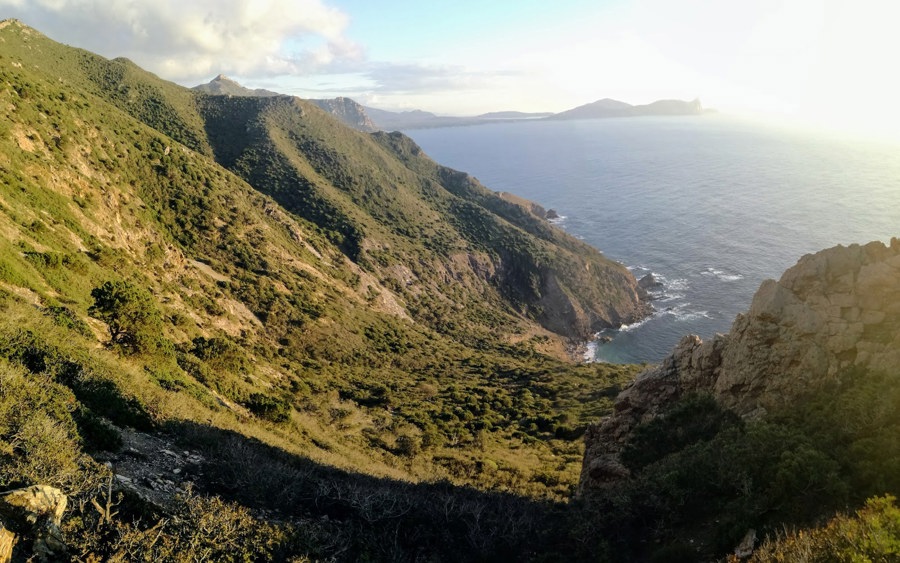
<box><xmin>581</xmin><ymin>238</ymin><xmax>900</xmax><ymax>492</ymax></box>
<box><xmin>575</xmin><ymin>239</ymin><xmax>900</xmax><ymax>560</ymax></box>
<box><xmin>1</xmin><ymin>20</ymin><xmax>647</xmax><ymax>345</ymax></box>
<box><xmin>0</xmin><ymin>20</ymin><xmax>657</xmax><ymax>560</ymax></box>
<box><xmin>308</xmin><ymin>97</ymin><xmax>378</xmax><ymax>132</ymax></box>
<box><xmin>373</xmin><ymin>131</ymin><xmax>650</xmax><ymax>337</ymax></box>
<box><xmin>194</xmin><ymin>93</ymin><xmax>649</xmax><ymax>343</ymax></box>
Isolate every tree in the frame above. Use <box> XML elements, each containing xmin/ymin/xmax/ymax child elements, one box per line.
<box><xmin>89</xmin><ymin>281</ymin><xmax>163</xmax><ymax>354</ymax></box>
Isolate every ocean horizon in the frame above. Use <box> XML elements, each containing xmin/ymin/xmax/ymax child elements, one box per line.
<box><xmin>406</xmin><ymin>115</ymin><xmax>900</xmax><ymax>363</ymax></box>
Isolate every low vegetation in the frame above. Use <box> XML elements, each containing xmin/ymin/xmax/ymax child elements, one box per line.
<box><xmin>0</xmin><ymin>19</ymin><xmax>897</xmax><ymax>562</ymax></box>
<box><xmin>570</xmin><ymin>369</ymin><xmax>900</xmax><ymax>561</ymax></box>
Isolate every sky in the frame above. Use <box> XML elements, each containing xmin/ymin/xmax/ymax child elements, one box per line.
<box><xmin>3</xmin><ymin>0</ymin><xmax>900</xmax><ymax>137</ymax></box>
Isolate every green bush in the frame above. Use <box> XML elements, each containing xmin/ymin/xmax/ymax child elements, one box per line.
<box><xmin>0</xmin><ymin>359</ymin><xmax>90</xmax><ymax>490</ymax></box>
<box><xmin>89</xmin><ymin>280</ymin><xmax>167</xmax><ymax>355</ymax></box>
<box><xmin>243</xmin><ymin>392</ymin><xmax>291</xmax><ymax>423</ymax></box>
<box><xmin>749</xmin><ymin>495</ymin><xmax>900</xmax><ymax>562</ymax></box>
<box><xmin>44</xmin><ymin>304</ymin><xmax>92</xmax><ymax>336</ymax></box>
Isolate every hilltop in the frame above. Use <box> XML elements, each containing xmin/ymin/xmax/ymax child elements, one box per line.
<box><xmin>192</xmin><ymin>74</ymin><xmax>281</xmax><ymax>97</ymax></box>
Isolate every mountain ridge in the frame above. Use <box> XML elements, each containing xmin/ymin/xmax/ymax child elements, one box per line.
<box><xmin>0</xmin><ymin>16</ymin><xmax>646</xmax><ymax>532</ymax></box>
<box><xmin>548</xmin><ymin>97</ymin><xmax>704</xmax><ymax>120</ymax></box>
<box><xmin>192</xmin><ymin>74</ymin><xmax>706</xmax><ymax>131</ymax></box>
<box><xmin>1</xmin><ymin>18</ymin><xmax>894</xmax><ymax>562</ymax></box>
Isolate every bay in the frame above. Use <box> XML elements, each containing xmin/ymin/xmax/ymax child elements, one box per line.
<box><xmin>406</xmin><ymin>116</ymin><xmax>900</xmax><ymax>363</ymax></box>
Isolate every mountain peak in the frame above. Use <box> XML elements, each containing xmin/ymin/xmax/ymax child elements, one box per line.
<box><xmin>0</xmin><ymin>18</ymin><xmax>40</xmax><ymax>34</ymax></box>
<box><xmin>193</xmin><ymin>75</ymin><xmax>280</xmax><ymax>97</ymax></box>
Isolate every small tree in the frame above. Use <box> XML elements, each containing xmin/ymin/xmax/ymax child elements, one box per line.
<box><xmin>89</xmin><ymin>280</ymin><xmax>163</xmax><ymax>355</ymax></box>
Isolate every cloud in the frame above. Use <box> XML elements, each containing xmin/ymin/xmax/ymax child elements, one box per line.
<box><xmin>0</xmin><ymin>0</ymin><xmax>363</xmax><ymax>82</ymax></box>
<box><xmin>363</xmin><ymin>62</ymin><xmax>515</xmax><ymax>95</ymax></box>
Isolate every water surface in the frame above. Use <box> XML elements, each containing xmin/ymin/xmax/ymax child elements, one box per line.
<box><xmin>407</xmin><ymin>116</ymin><xmax>900</xmax><ymax>362</ymax></box>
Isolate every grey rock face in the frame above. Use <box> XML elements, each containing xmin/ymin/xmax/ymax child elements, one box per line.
<box><xmin>580</xmin><ymin>239</ymin><xmax>900</xmax><ymax>494</ymax></box>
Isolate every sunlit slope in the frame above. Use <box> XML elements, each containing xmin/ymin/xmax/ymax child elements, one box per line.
<box><xmin>0</xmin><ymin>17</ymin><xmax>643</xmax><ymax>498</ymax></box>
<box><xmin>197</xmin><ymin>93</ymin><xmax>648</xmax><ymax>340</ymax></box>
<box><xmin>0</xmin><ymin>19</ymin><xmax>647</xmax><ymax>343</ymax></box>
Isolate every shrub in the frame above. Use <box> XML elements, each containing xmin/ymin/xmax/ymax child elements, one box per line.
<box><xmin>748</xmin><ymin>495</ymin><xmax>900</xmax><ymax>562</ymax></box>
<box><xmin>243</xmin><ymin>392</ymin><xmax>291</xmax><ymax>423</ymax></box>
<box><xmin>89</xmin><ymin>280</ymin><xmax>166</xmax><ymax>355</ymax></box>
<box><xmin>0</xmin><ymin>359</ymin><xmax>91</xmax><ymax>490</ymax></box>
<box><xmin>44</xmin><ymin>304</ymin><xmax>92</xmax><ymax>336</ymax></box>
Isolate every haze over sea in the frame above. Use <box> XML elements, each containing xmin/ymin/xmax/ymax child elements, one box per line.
<box><xmin>407</xmin><ymin>116</ymin><xmax>900</xmax><ymax>363</ymax></box>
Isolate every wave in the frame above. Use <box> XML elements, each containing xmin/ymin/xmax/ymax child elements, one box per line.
<box><xmin>618</xmin><ymin>316</ymin><xmax>655</xmax><ymax>332</ymax></box>
<box><xmin>636</xmin><ymin>269</ymin><xmax>690</xmax><ymax>303</ymax></box>
<box><xmin>660</xmin><ymin>303</ymin><xmax>712</xmax><ymax>322</ymax></box>
<box><xmin>671</xmin><ymin>310</ymin><xmax>712</xmax><ymax>321</ymax></box>
<box><xmin>582</xmin><ymin>339</ymin><xmax>599</xmax><ymax>362</ymax></box>
<box><xmin>547</xmin><ymin>215</ymin><xmax>567</xmax><ymax>224</ymax></box>
<box><xmin>701</xmin><ymin>267</ymin><xmax>743</xmax><ymax>282</ymax></box>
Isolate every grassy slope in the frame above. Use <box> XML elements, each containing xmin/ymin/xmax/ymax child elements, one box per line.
<box><xmin>40</xmin><ymin>27</ymin><xmax>647</xmax><ymax>345</ymax></box>
<box><xmin>0</xmin><ymin>19</ymin><xmax>646</xmax><ymax>560</ymax></box>
<box><xmin>2</xmin><ymin>20</ymin><xmax>896</xmax><ymax>562</ymax></box>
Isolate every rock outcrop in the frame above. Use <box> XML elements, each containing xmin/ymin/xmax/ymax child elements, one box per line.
<box><xmin>309</xmin><ymin>97</ymin><xmax>378</xmax><ymax>132</ymax></box>
<box><xmin>0</xmin><ymin>486</ymin><xmax>68</xmax><ymax>562</ymax></box>
<box><xmin>192</xmin><ymin>74</ymin><xmax>282</xmax><ymax>98</ymax></box>
<box><xmin>580</xmin><ymin>239</ymin><xmax>900</xmax><ymax>493</ymax></box>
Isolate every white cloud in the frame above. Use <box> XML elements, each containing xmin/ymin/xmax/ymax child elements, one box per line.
<box><xmin>0</xmin><ymin>0</ymin><xmax>363</xmax><ymax>82</ymax></box>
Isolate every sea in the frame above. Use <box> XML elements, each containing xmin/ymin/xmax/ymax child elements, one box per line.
<box><xmin>405</xmin><ymin>116</ymin><xmax>900</xmax><ymax>363</ymax></box>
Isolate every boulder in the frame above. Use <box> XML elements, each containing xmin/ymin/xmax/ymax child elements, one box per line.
<box><xmin>0</xmin><ymin>526</ymin><xmax>14</xmax><ymax>563</ymax></box>
<box><xmin>0</xmin><ymin>486</ymin><xmax>68</xmax><ymax>562</ymax></box>
<box><xmin>637</xmin><ymin>273</ymin><xmax>664</xmax><ymax>292</ymax></box>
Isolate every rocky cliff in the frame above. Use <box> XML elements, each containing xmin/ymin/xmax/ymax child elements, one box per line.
<box><xmin>309</xmin><ymin>97</ymin><xmax>379</xmax><ymax>132</ymax></box>
<box><xmin>580</xmin><ymin>239</ymin><xmax>900</xmax><ymax>492</ymax></box>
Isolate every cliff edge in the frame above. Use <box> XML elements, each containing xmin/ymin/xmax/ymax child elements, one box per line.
<box><xmin>580</xmin><ymin>239</ymin><xmax>900</xmax><ymax>492</ymax></box>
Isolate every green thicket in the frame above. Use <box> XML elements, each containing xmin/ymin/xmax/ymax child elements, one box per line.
<box><xmin>748</xmin><ymin>495</ymin><xmax>900</xmax><ymax>562</ymax></box>
<box><xmin>0</xmin><ymin>20</ymin><xmax>642</xmax><ymax>560</ymax></box>
<box><xmin>0</xmin><ymin>20</ymin><xmax>896</xmax><ymax>562</ymax></box>
<box><xmin>569</xmin><ymin>369</ymin><xmax>900</xmax><ymax>561</ymax></box>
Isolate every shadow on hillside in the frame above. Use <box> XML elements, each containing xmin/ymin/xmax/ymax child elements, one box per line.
<box><xmin>160</xmin><ymin>419</ymin><xmax>568</xmax><ymax>561</ymax></box>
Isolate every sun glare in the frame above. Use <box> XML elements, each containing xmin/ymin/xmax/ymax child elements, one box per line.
<box><xmin>777</xmin><ymin>1</ymin><xmax>900</xmax><ymax>140</ymax></box>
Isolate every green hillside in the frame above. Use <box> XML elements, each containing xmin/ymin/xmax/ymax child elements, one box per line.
<box><xmin>4</xmin><ymin>19</ymin><xmax>893</xmax><ymax>563</ymax></box>
<box><xmin>0</xmin><ymin>19</ymin><xmax>645</xmax><ymax>561</ymax></box>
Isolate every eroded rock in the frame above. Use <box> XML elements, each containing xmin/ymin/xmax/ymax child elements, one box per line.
<box><xmin>580</xmin><ymin>239</ymin><xmax>900</xmax><ymax>493</ymax></box>
<box><xmin>0</xmin><ymin>485</ymin><xmax>68</xmax><ymax>562</ymax></box>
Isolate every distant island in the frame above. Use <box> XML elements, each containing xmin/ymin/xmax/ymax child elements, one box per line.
<box><xmin>192</xmin><ymin>76</ymin><xmax>708</xmax><ymax>132</ymax></box>
<box><xmin>547</xmin><ymin>98</ymin><xmax>704</xmax><ymax>120</ymax></box>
